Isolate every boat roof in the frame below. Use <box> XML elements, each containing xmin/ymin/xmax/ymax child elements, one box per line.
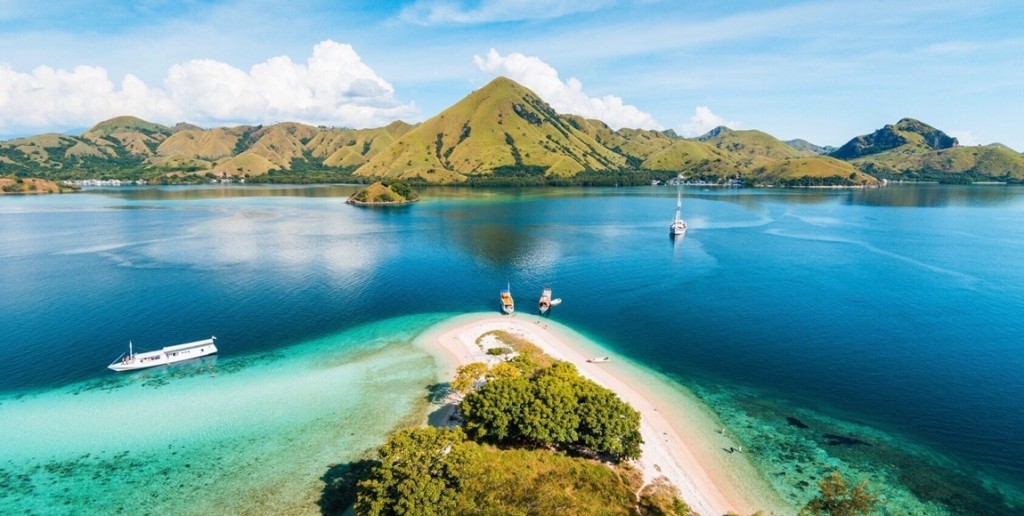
<box><xmin>162</xmin><ymin>338</ymin><xmax>216</xmax><ymax>352</ymax></box>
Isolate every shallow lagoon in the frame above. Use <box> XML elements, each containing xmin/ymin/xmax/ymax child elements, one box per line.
<box><xmin>1</xmin><ymin>184</ymin><xmax>1022</xmax><ymax>513</ymax></box>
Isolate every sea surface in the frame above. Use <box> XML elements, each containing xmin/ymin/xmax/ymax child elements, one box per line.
<box><xmin>1</xmin><ymin>184</ymin><xmax>1022</xmax><ymax>514</ymax></box>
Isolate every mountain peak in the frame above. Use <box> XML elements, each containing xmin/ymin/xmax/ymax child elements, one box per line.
<box><xmin>85</xmin><ymin>116</ymin><xmax>172</xmax><ymax>137</ymax></box>
<box><xmin>831</xmin><ymin>118</ymin><xmax>957</xmax><ymax>159</ymax></box>
<box><xmin>696</xmin><ymin>126</ymin><xmax>733</xmax><ymax>141</ymax></box>
<box><xmin>354</xmin><ymin>75</ymin><xmax>625</xmax><ymax>180</ymax></box>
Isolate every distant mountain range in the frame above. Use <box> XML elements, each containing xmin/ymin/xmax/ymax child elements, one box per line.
<box><xmin>2</xmin><ymin>77</ymin><xmax>1022</xmax><ymax>185</ymax></box>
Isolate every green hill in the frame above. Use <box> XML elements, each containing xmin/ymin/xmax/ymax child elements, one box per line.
<box><xmin>784</xmin><ymin>139</ymin><xmax>836</xmax><ymax>155</ymax></box>
<box><xmin>560</xmin><ymin>115</ymin><xmax>674</xmax><ymax>165</ymax></box>
<box><xmin>83</xmin><ymin>116</ymin><xmax>173</xmax><ymax>139</ymax></box>
<box><xmin>354</xmin><ymin>77</ymin><xmax>626</xmax><ymax>181</ymax></box>
<box><xmin>346</xmin><ymin>180</ymin><xmax>419</xmax><ymax>204</ymax></box>
<box><xmin>831</xmin><ymin>118</ymin><xmax>957</xmax><ymax>160</ymax></box>
<box><xmin>2</xmin><ymin>83</ymin><xmax>1019</xmax><ymax>186</ymax></box>
<box><xmin>757</xmin><ymin>157</ymin><xmax>878</xmax><ymax>186</ymax></box>
<box><xmin>0</xmin><ymin>176</ymin><xmax>76</xmax><ymax>194</ymax></box>
<box><xmin>641</xmin><ymin>139</ymin><xmax>740</xmax><ymax>177</ymax></box>
<box><xmin>834</xmin><ymin>118</ymin><xmax>1023</xmax><ymax>182</ymax></box>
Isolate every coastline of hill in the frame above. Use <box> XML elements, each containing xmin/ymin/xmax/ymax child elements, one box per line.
<box><xmin>345</xmin><ymin>181</ymin><xmax>420</xmax><ymax>205</ymax></box>
<box><xmin>0</xmin><ymin>176</ymin><xmax>77</xmax><ymax>195</ymax></box>
<box><xmin>1</xmin><ymin>78</ymin><xmax>1021</xmax><ymax>187</ymax></box>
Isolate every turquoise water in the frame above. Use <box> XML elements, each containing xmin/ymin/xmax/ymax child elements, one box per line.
<box><xmin>1</xmin><ymin>184</ymin><xmax>1023</xmax><ymax>513</ymax></box>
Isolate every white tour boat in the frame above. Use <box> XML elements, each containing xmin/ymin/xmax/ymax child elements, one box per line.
<box><xmin>109</xmin><ymin>337</ymin><xmax>218</xmax><ymax>372</ymax></box>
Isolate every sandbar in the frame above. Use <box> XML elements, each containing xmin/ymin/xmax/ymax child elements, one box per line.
<box><xmin>414</xmin><ymin>312</ymin><xmax>787</xmax><ymax>515</ymax></box>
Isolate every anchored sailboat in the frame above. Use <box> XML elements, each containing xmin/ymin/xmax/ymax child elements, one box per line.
<box><xmin>670</xmin><ymin>186</ymin><xmax>687</xmax><ymax>236</ymax></box>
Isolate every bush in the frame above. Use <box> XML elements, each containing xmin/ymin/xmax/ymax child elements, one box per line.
<box><xmin>354</xmin><ymin>427</ymin><xmax>643</xmax><ymax>515</ymax></box>
<box><xmin>639</xmin><ymin>477</ymin><xmax>695</xmax><ymax>515</ymax></box>
<box><xmin>800</xmin><ymin>471</ymin><xmax>880</xmax><ymax>515</ymax></box>
<box><xmin>461</xmin><ymin>361</ymin><xmax>642</xmax><ymax>460</ymax></box>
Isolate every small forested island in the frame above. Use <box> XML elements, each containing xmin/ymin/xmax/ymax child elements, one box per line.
<box><xmin>332</xmin><ymin>317</ymin><xmax>882</xmax><ymax>516</ymax></box>
<box><xmin>347</xmin><ymin>328</ymin><xmax>686</xmax><ymax>515</ymax></box>
<box><xmin>0</xmin><ymin>176</ymin><xmax>77</xmax><ymax>195</ymax></box>
<box><xmin>346</xmin><ymin>180</ymin><xmax>419</xmax><ymax>205</ymax></box>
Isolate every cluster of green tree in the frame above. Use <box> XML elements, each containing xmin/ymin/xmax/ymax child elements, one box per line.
<box><xmin>450</xmin><ymin>168</ymin><xmax>680</xmax><ymax>187</ymax></box>
<box><xmin>150</xmin><ymin>174</ymin><xmax>209</xmax><ymax>185</ymax></box>
<box><xmin>461</xmin><ymin>360</ymin><xmax>643</xmax><ymax>460</ymax></box>
<box><xmin>378</xmin><ymin>179</ymin><xmax>419</xmax><ymax>201</ymax></box>
<box><xmin>771</xmin><ymin>175</ymin><xmax>864</xmax><ymax>187</ymax></box>
<box><xmin>246</xmin><ymin>169</ymin><xmax>364</xmax><ymax>184</ymax></box>
<box><xmin>353</xmin><ymin>427</ymin><xmax>690</xmax><ymax>516</ymax></box>
<box><xmin>855</xmin><ymin>161</ymin><xmax>1019</xmax><ymax>184</ymax></box>
<box><xmin>799</xmin><ymin>471</ymin><xmax>880</xmax><ymax>515</ymax></box>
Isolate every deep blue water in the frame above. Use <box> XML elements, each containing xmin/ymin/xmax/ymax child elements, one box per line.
<box><xmin>1</xmin><ymin>184</ymin><xmax>1023</xmax><ymax>512</ymax></box>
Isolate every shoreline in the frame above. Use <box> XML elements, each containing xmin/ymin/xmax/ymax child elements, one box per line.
<box><xmin>413</xmin><ymin>312</ymin><xmax>788</xmax><ymax>515</ymax></box>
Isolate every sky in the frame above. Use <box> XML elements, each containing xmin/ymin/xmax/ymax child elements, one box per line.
<box><xmin>0</xmin><ymin>0</ymin><xmax>1022</xmax><ymax>149</ymax></box>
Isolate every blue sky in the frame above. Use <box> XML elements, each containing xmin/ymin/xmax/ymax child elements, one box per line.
<box><xmin>0</xmin><ymin>0</ymin><xmax>1021</xmax><ymax>149</ymax></box>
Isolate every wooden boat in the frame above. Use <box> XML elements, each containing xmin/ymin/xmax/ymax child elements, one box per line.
<box><xmin>539</xmin><ymin>287</ymin><xmax>552</xmax><ymax>314</ymax></box>
<box><xmin>109</xmin><ymin>337</ymin><xmax>217</xmax><ymax>372</ymax></box>
<box><xmin>500</xmin><ymin>283</ymin><xmax>515</xmax><ymax>314</ymax></box>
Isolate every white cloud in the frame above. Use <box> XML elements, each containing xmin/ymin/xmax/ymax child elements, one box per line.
<box><xmin>680</xmin><ymin>106</ymin><xmax>739</xmax><ymax>137</ymax></box>
<box><xmin>473</xmin><ymin>48</ymin><xmax>661</xmax><ymax>130</ymax></box>
<box><xmin>947</xmin><ymin>130</ymin><xmax>978</xmax><ymax>146</ymax></box>
<box><xmin>0</xmin><ymin>40</ymin><xmax>418</xmax><ymax>133</ymax></box>
<box><xmin>399</xmin><ymin>0</ymin><xmax>613</xmax><ymax>25</ymax></box>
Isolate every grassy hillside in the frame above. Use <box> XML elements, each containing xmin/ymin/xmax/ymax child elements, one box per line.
<box><xmin>757</xmin><ymin>157</ymin><xmax>878</xmax><ymax>186</ymax></box>
<box><xmin>355</xmin><ymin>76</ymin><xmax>626</xmax><ymax>181</ymax></box>
<box><xmin>4</xmin><ymin>82</ymin><xmax>1018</xmax><ymax>186</ymax></box>
<box><xmin>561</xmin><ymin>115</ymin><xmax>674</xmax><ymax>165</ymax></box>
<box><xmin>852</xmin><ymin>144</ymin><xmax>1024</xmax><ymax>182</ymax></box>
<box><xmin>642</xmin><ymin>139</ymin><xmax>740</xmax><ymax>178</ymax></box>
<box><xmin>0</xmin><ymin>176</ymin><xmax>75</xmax><ymax>194</ymax></box>
<box><xmin>833</xmin><ymin>118</ymin><xmax>1023</xmax><ymax>182</ymax></box>
<box><xmin>831</xmin><ymin>118</ymin><xmax>957</xmax><ymax>160</ymax></box>
<box><xmin>784</xmin><ymin>139</ymin><xmax>835</xmax><ymax>155</ymax></box>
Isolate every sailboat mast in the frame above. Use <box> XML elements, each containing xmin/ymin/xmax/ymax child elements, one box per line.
<box><xmin>674</xmin><ymin>188</ymin><xmax>682</xmax><ymax>221</ymax></box>
<box><xmin>129</xmin><ymin>340</ymin><xmax>133</xmax><ymax>358</ymax></box>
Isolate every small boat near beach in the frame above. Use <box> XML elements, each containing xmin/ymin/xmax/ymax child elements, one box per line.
<box><xmin>109</xmin><ymin>337</ymin><xmax>218</xmax><ymax>372</ymax></box>
<box><xmin>539</xmin><ymin>287</ymin><xmax>552</xmax><ymax>314</ymax></box>
<box><xmin>500</xmin><ymin>283</ymin><xmax>515</xmax><ymax>314</ymax></box>
<box><xmin>587</xmin><ymin>356</ymin><xmax>610</xmax><ymax>363</ymax></box>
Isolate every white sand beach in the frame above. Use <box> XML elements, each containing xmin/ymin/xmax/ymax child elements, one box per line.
<box><xmin>415</xmin><ymin>312</ymin><xmax>786</xmax><ymax>516</ymax></box>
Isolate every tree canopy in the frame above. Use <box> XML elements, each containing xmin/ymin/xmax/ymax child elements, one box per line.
<box><xmin>460</xmin><ymin>361</ymin><xmax>642</xmax><ymax>460</ymax></box>
<box><xmin>800</xmin><ymin>471</ymin><xmax>880</xmax><ymax>516</ymax></box>
<box><xmin>355</xmin><ymin>427</ymin><xmax>656</xmax><ymax>516</ymax></box>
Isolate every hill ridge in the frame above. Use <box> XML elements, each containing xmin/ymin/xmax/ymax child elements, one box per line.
<box><xmin>0</xmin><ymin>88</ymin><xmax>1020</xmax><ymax>185</ymax></box>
